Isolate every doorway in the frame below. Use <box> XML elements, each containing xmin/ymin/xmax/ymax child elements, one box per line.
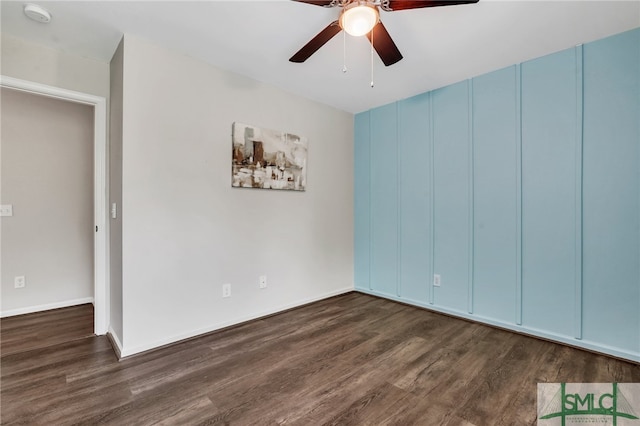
<box><xmin>0</xmin><ymin>76</ymin><xmax>108</xmax><ymax>335</ymax></box>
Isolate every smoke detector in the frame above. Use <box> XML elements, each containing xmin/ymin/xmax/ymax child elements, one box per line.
<box><xmin>24</xmin><ymin>4</ymin><xmax>52</xmax><ymax>23</ymax></box>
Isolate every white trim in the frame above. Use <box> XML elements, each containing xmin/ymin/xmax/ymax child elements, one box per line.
<box><xmin>108</xmin><ymin>326</ymin><xmax>124</xmax><ymax>358</ymax></box>
<box><xmin>1</xmin><ymin>297</ymin><xmax>95</xmax><ymax>318</ymax></box>
<box><xmin>0</xmin><ymin>75</ymin><xmax>109</xmax><ymax>335</ymax></box>
<box><xmin>119</xmin><ymin>287</ymin><xmax>354</xmax><ymax>358</ymax></box>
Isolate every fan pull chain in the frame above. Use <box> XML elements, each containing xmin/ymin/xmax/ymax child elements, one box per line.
<box><xmin>342</xmin><ymin>30</ymin><xmax>347</xmax><ymax>73</ymax></box>
<box><xmin>370</xmin><ymin>27</ymin><xmax>374</xmax><ymax>88</ymax></box>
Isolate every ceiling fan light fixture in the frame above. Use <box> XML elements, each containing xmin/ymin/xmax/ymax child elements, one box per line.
<box><xmin>340</xmin><ymin>2</ymin><xmax>379</xmax><ymax>37</ymax></box>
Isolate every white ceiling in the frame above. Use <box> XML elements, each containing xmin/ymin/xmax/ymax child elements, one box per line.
<box><xmin>1</xmin><ymin>1</ymin><xmax>639</xmax><ymax>113</ymax></box>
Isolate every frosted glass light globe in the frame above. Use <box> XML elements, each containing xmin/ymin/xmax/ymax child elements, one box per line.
<box><xmin>340</xmin><ymin>4</ymin><xmax>378</xmax><ymax>37</ymax></box>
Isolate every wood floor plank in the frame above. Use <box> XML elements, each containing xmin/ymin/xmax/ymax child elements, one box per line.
<box><xmin>2</xmin><ymin>293</ymin><xmax>639</xmax><ymax>425</ymax></box>
<box><xmin>322</xmin><ymin>382</ymin><xmax>409</xmax><ymax>426</ymax></box>
<box><xmin>0</xmin><ymin>304</ymin><xmax>94</xmax><ymax>356</ymax></box>
<box><xmin>258</xmin><ymin>335</ymin><xmax>430</xmax><ymax>425</ymax></box>
<box><xmin>457</xmin><ymin>337</ymin><xmax>550</xmax><ymax>425</ymax></box>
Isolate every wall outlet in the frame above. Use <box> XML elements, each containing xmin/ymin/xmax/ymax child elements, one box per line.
<box><xmin>259</xmin><ymin>275</ymin><xmax>267</xmax><ymax>289</ymax></box>
<box><xmin>222</xmin><ymin>283</ymin><xmax>231</xmax><ymax>298</ymax></box>
<box><xmin>433</xmin><ymin>274</ymin><xmax>441</xmax><ymax>287</ymax></box>
<box><xmin>14</xmin><ymin>276</ymin><xmax>26</xmax><ymax>289</ymax></box>
<box><xmin>0</xmin><ymin>205</ymin><xmax>13</xmax><ymax>217</ymax></box>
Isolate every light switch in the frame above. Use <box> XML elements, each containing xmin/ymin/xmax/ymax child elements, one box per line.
<box><xmin>111</xmin><ymin>203</ymin><xmax>117</xmax><ymax>219</ymax></box>
<box><xmin>0</xmin><ymin>205</ymin><xmax>13</xmax><ymax>217</ymax></box>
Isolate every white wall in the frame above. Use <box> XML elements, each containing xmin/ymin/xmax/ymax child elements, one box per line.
<box><xmin>1</xmin><ymin>88</ymin><xmax>94</xmax><ymax>315</ymax></box>
<box><xmin>0</xmin><ymin>33</ymin><xmax>109</xmax><ymax>99</ymax></box>
<box><xmin>1</xmin><ymin>32</ymin><xmax>111</xmax><ymax>319</ymax></box>
<box><xmin>108</xmin><ymin>39</ymin><xmax>124</xmax><ymax>346</ymax></box>
<box><xmin>117</xmin><ymin>35</ymin><xmax>354</xmax><ymax>356</ymax></box>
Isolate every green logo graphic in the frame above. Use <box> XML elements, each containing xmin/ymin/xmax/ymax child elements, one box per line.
<box><xmin>539</xmin><ymin>383</ymin><xmax>639</xmax><ymax>426</ymax></box>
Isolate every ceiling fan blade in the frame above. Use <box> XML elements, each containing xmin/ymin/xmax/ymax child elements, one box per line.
<box><xmin>366</xmin><ymin>21</ymin><xmax>403</xmax><ymax>66</ymax></box>
<box><xmin>290</xmin><ymin>21</ymin><xmax>342</xmax><ymax>63</ymax></box>
<box><xmin>385</xmin><ymin>0</ymin><xmax>479</xmax><ymax>11</ymax></box>
<box><xmin>291</xmin><ymin>0</ymin><xmax>336</xmax><ymax>7</ymax></box>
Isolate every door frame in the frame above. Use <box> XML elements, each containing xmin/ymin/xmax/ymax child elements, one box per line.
<box><xmin>1</xmin><ymin>75</ymin><xmax>109</xmax><ymax>335</ymax></box>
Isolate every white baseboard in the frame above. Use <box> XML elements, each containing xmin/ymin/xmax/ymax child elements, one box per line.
<box><xmin>119</xmin><ymin>287</ymin><xmax>354</xmax><ymax>358</ymax></box>
<box><xmin>0</xmin><ymin>297</ymin><xmax>94</xmax><ymax>318</ymax></box>
<box><xmin>107</xmin><ymin>326</ymin><xmax>124</xmax><ymax>359</ymax></box>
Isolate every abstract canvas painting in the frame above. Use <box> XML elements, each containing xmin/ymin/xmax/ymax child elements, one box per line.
<box><xmin>232</xmin><ymin>122</ymin><xmax>308</xmax><ymax>191</ymax></box>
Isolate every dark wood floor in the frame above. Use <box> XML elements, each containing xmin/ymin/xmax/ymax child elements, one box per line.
<box><xmin>1</xmin><ymin>293</ymin><xmax>639</xmax><ymax>425</ymax></box>
<box><xmin>0</xmin><ymin>303</ymin><xmax>94</xmax><ymax>356</ymax></box>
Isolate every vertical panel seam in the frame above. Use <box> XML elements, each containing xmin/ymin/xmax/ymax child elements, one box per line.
<box><xmin>396</xmin><ymin>102</ymin><xmax>402</xmax><ymax>297</ymax></box>
<box><xmin>368</xmin><ymin>111</ymin><xmax>373</xmax><ymax>291</ymax></box>
<box><xmin>354</xmin><ymin>117</ymin><xmax>359</xmax><ymax>289</ymax></box>
<box><xmin>515</xmin><ymin>64</ymin><xmax>523</xmax><ymax>326</ymax></box>
<box><xmin>637</xmin><ymin>30</ymin><xmax>640</xmax><ymax>355</ymax></box>
<box><xmin>575</xmin><ymin>45</ymin><xmax>584</xmax><ymax>340</ymax></box>
<box><xmin>468</xmin><ymin>79</ymin><xmax>475</xmax><ymax>314</ymax></box>
<box><xmin>429</xmin><ymin>92</ymin><xmax>435</xmax><ymax>305</ymax></box>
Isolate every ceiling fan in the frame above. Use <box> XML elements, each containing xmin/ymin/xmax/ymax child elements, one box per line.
<box><xmin>290</xmin><ymin>0</ymin><xmax>479</xmax><ymax>66</ymax></box>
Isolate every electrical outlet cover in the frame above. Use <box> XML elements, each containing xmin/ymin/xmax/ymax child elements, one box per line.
<box><xmin>14</xmin><ymin>276</ymin><xmax>26</xmax><ymax>288</ymax></box>
<box><xmin>0</xmin><ymin>205</ymin><xmax>13</xmax><ymax>217</ymax></box>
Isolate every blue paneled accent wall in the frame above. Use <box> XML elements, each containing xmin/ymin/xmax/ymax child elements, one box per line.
<box><xmin>521</xmin><ymin>47</ymin><xmax>579</xmax><ymax>339</ymax></box>
<box><xmin>582</xmin><ymin>29</ymin><xmax>640</xmax><ymax>352</ymax></box>
<box><xmin>398</xmin><ymin>94</ymin><xmax>431</xmax><ymax>304</ymax></box>
<box><xmin>369</xmin><ymin>104</ymin><xmax>399</xmax><ymax>296</ymax></box>
<box><xmin>432</xmin><ymin>81</ymin><xmax>471</xmax><ymax>313</ymax></box>
<box><xmin>472</xmin><ymin>66</ymin><xmax>518</xmax><ymax>324</ymax></box>
<box><xmin>354</xmin><ymin>28</ymin><xmax>640</xmax><ymax>362</ymax></box>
